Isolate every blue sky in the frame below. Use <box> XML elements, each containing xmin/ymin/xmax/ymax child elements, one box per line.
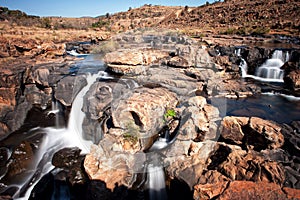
<box><xmin>0</xmin><ymin>0</ymin><xmax>214</xmax><ymax>17</ymax></box>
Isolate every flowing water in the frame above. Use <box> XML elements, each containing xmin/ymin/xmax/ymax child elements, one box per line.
<box><xmin>15</xmin><ymin>71</ymin><xmax>111</xmax><ymax>199</ymax></box>
<box><xmin>239</xmin><ymin>49</ymin><xmax>289</xmax><ymax>82</ymax></box>
<box><xmin>0</xmin><ymin>50</ymin><xmax>299</xmax><ymax>199</ymax></box>
<box><xmin>148</xmin><ymin>165</ymin><xmax>167</xmax><ymax>200</ymax></box>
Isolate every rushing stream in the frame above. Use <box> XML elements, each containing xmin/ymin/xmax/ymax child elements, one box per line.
<box><xmin>0</xmin><ymin>50</ymin><xmax>299</xmax><ymax>199</ymax></box>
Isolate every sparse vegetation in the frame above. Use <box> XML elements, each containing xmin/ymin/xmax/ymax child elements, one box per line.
<box><xmin>91</xmin><ymin>19</ymin><xmax>110</xmax><ymax>28</ymax></box>
<box><xmin>221</xmin><ymin>26</ymin><xmax>270</xmax><ymax>36</ymax></box>
<box><xmin>123</xmin><ymin>122</ymin><xmax>139</xmax><ymax>144</ymax></box>
<box><xmin>91</xmin><ymin>40</ymin><xmax>120</xmax><ymax>54</ymax></box>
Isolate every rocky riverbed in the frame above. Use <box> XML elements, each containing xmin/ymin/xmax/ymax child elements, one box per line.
<box><xmin>0</xmin><ymin>30</ymin><xmax>300</xmax><ymax>199</ymax></box>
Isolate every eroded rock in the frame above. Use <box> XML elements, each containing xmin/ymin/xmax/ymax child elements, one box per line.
<box><xmin>104</xmin><ymin>49</ymin><xmax>169</xmax><ymax>75</ymax></box>
<box><xmin>55</xmin><ymin>75</ymin><xmax>87</xmax><ymax>106</ymax></box>
<box><xmin>219</xmin><ymin>116</ymin><xmax>284</xmax><ymax>150</ymax></box>
<box><xmin>218</xmin><ymin>181</ymin><xmax>288</xmax><ymax>200</ymax></box>
<box><xmin>112</xmin><ymin>87</ymin><xmax>178</xmax><ymax>149</ymax></box>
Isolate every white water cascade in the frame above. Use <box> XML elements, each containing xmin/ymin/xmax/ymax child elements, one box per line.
<box><xmin>255</xmin><ymin>50</ymin><xmax>287</xmax><ymax>80</ymax></box>
<box><xmin>16</xmin><ymin>71</ymin><xmax>110</xmax><ymax>200</ymax></box>
<box><xmin>238</xmin><ymin>49</ymin><xmax>289</xmax><ymax>82</ymax></box>
<box><xmin>147</xmin><ymin>165</ymin><xmax>167</xmax><ymax>200</ymax></box>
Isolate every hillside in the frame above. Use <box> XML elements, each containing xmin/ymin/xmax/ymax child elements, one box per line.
<box><xmin>158</xmin><ymin>0</ymin><xmax>300</xmax><ymax>36</ymax></box>
<box><xmin>1</xmin><ymin>0</ymin><xmax>300</xmax><ymax>37</ymax></box>
<box><xmin>95</xmin><ymin>0</ymin><xmax>300</xmax><ymax>36</ymax></box>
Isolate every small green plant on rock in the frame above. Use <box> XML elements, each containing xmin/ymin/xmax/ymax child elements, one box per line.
<box><xmin>164</xmin><ymin>108</ymin><xmax>177</xmax><ymax>121</ymax></box>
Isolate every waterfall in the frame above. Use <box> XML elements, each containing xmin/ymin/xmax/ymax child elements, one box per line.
<box><xmin>236</xmin><ymin>48</ymin><xmax>289</xmax><ymax>82</ymax></box>
<box><xmin>66</xmin><ymin>72</ymin><xmax>102</xmax><ymax>153</ymax></box>
<box><xmin>255</xmin><ymin>50</ymin><xmax>287</xmax><ymax>81</ymax></box>
<box><xmin>15</xmin><ymin>71</ymin><xmax>109</xmax><ymax>200</ymax></box>
<box><xmin>255</xmin><ymin>58</ymin><xmax>284</xmax><ymax>80</ymax></box>
<box><xmin>49</xmin><ymin>100</ymin><xmax>60</xmax><ymax>128</ymax></box>
<box><xmin>272</xmin><ymin>49</ymin><xmax>290</xmax><ymax>62</ymax></box>
<box><xmin>239</xmin><ymin>58</ymin><xmax>248</xmax><ymax>78</ymax></box>
<box><xmin>148</xmin><ymin>165</ymin><xmax>167</xmax><ymax>200</ymax></box>
<box><xmin>234</xmin><ymin>48</ymin><xmax>241</xmax><ymax>57</ymax></box>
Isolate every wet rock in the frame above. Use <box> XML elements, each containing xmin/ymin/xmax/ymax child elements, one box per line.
<box><xmin>82</xmin><ymin>81</ymin><xmax>115</xmax><ymax>120</ymax></box>
<box><xmin>282</xmin><ymin>61</ymin><xmax>300</xmax><ymax>91</ymax></box>
<box><xmin>0</xmin><ymin>195</ymin><xmax>12</xmax><ymax>200</ymax></box>
<box><xmin>218</xmin><ymin>181</ymin><xmax>288</xmax><ymax>200</ymax></box>
<box><xmin>54</xmin><ymin>75</ymin><xmax>87</xmax><ymax>106</ymax></box>
<box><xmin>243</xmin><ymin>47</ymin><xmax>271</xmax><ymax>75</ymax></box>
<box><xmin>52</xmin><ymin>147</ymin><xmax>87</xmax><ymax>186</ymax></box>
<box><xmin>81</xmin><ymin>80</ymin><xmax>117</xmax><ymax>143</ymax></box>
<box><xmin>220</xmin><ymin>116</ymin><xmax>284</xmax><ymax>151</ymax></box>
<box><xmin>52</xmin><ymin>147</ymin><xmax>82</xmax><ymax>168</ymax></box>
<box><xmin>5</xmin><ymin>141</ymin><xmax>34</xmax><ymax>178</ymax></box>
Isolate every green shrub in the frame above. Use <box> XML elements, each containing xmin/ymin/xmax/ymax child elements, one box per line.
<box><xmin>92</xmin><ymin>19</ymin><xmax>110</xmax><ymax>28</ymax></box>
<box><xmin>164</xmin><ymin>109</ymin><xmax>177</xmax><ymax>121</ymax></box>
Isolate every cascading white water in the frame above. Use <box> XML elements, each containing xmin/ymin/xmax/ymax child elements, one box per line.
<box><xmin>255</xmin><ymin>58</ymin><xmax>284</xmax><ymax>80</ymax></box>
<box><xmin>237</xmin><ymin>49</ymin><xmax>289</xmax><ymax>82</ymax></box>
<box><xmin>148</xmin><ymin>165</ymin><xmax>167</xmax><ymax>200</ymax></box>
<box><xmin>239</xmin><ymin>58</ymin><xmax>248</xmax><ymax>78</ymax></box>
<box><xmin>16</xmin><ymin>71</ymin><xmax>110</xmax><ymax>200</ymax></box>
<box><xmin>49</xmin><ymin>101</ymin><xmax>60</xmax><ymax>128</ymax></box>
<box><xmin>66</xmin><ymin>72</ymin><xmax>104</xmax><ymax>153</ymax></box>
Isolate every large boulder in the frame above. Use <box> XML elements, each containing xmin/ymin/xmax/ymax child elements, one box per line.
<box><xmin>179</xmin><ymin>96</ymin><xmax>219</xmax><ymax>141</ymax></box>
<box><xmin>219</xmin><ymin>116</ymin><xmax>284</xmax><ymax>150</ymax></box>
<box><xmin>84</xmin><ymin>135</ymin><xmax>146</xmax><ymax>190</ymax></box>
<box><xmin>54</xmin><ymin>75</ymin><xmax>87</xmax><ymax>106</ymax></box>
<box><xmin>283</xmin><ymin>62</ymin><xmax>300</xmax><ymax>90</ymax></box>
<box><xmin>111</xmin><ymin>87</ymin><xmax>178</xmax><ymax>149</ymax></box>
<box><xmin>136</xmin><ymin>67</ymin><xmax>203</xmax><ymax>99</ymax></box>
<box><xmin>168</xmin><ymin>45</ymin><xmax>215</xmax><ymax>69</ymax></box>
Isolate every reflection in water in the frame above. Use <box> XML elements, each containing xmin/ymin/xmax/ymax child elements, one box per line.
<box><xmin>212</xmin><ymin>93</ymin><xmax>300</xmax><ymax>123</ymax></box>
